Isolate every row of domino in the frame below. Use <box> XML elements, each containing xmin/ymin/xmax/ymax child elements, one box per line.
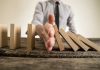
<box><xmin>0</xmin><ymin>24</ymin><xmax>35</xmax><ymax>53</ymax></box>
<box><xmin>0</xmin><ymin>24</ymin><xmax>100</xmax><ymax>52</ymax></box>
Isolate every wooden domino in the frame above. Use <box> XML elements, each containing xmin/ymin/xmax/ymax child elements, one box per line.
<box><xmin>59</xmin><ymin>29</ymin><xmax>79</xmax><ymax>51</ymax></box>
<box><xmin>10</xmin><ymin>24</ymin><xmax>21</xmax><ymax>49</ymax></box>
<box><xmin>53</xmin><ymin>25</ymin><xmax>64</xmax><ymax>51</ymax></box>
<box><xmin>67</xmin><ymin>31</ymin><xmax>90</xmax><ymax>51</ymax></box>
<box><xmin>27</xmin><ymin>24</ymin><xmax>36</xmax><ymax>52</ymax></box>
<box><xmin>0</xmin><ymin>25</ymin><xmax>8</xmax><ymax>48</ymax></box>
<box><xmin>78</xmin><ymin>34</ymin><xmax>100</xmax><ymax>51</ymax></box>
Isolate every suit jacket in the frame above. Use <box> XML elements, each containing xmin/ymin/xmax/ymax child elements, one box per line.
<box><xmin>31</xmin><ymin>0</ymin><xmax>76</xmax><ymax>33</ymax></box>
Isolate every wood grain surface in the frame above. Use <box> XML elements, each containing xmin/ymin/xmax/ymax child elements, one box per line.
<box><xmin>0</xmin><ymin>38</ymin><xmax>100</xmax><ymax>70</ymax></box>
<box><xmin>0</xmin><ymin>57</ymin><xmax>100</xmax><ymax>70</ymax></box>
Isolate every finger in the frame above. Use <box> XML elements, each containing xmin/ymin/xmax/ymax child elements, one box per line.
<box><xmin>36</xmin><ymin>25</ymin><xmax>49</xmax><ymax>42</ymax></box>
<box><xmin>44</xmin><ymin>23</ymin><xmax>55</xmax><ymax>37</ymax></box>
<box><xmin>48</xmin><ymin>14</ymin><xmax>55</xmax><ymax>25</ymax></box>
<box><xmin>44</xmin><ymin>23</ymin><xmax>52</xmax><ymax>33</ymax></box>
<box><xmin>48</xmin><ymin>27</ymin><xmax>55</xmax><ymax>37</ymax></box>
<box><xmin>46</xmin><ymin>37</ymin><xmax>55</xmax><ymax>51</ymax></box>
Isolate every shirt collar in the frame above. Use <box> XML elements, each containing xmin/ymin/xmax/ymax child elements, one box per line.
<box><xmin>49</xmin><ymin>0</ymin><xmax>61</xmax><ymax>4</ymax></box>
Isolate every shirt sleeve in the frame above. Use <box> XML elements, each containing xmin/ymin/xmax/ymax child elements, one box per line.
<box><xmin>31</xmin><ymin>2</ymin><xmax>44</xmax><ymax>25</ymax></box>
<box><xmin>67</xmin><ymin>6</ymin><xmax>77</xmax><ymax>34</ymax></box>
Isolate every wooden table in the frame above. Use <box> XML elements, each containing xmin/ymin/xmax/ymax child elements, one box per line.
<box><xmin>0</xmin><ymin>38</ymin><xmax>100</xmax><ymax>70</ymax></box>
<box><xmin>0</xmin><ymin>57</ymin><xmax>100</xmax><ymax>70</ymax></box>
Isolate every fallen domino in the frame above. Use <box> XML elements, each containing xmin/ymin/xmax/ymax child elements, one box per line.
<box><xmin>67</xmin><ymin>31</ymin><xmax>90</xmax><ymax>51</ymax></box>
<box><xmin>78</xmin><ymin>34</ymin><xmax>100</xmax><ymax>51</ymax></box>
<box><xmin>59</xmin><ymin>29</ymin><xmax>79</xmax><ymax>51</ymax></box>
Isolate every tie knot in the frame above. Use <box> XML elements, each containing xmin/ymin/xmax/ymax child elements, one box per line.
<box><xmin>56</xmin><ymin>1</ymin><xmax>59</xmax><ymax>5</ymax></box>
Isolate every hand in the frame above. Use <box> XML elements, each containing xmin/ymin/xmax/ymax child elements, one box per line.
<box><xmin>44</xmin><ymin>22</ymin><xmax>55</xmax><ymax>51</ymax></box>
<box><xmin>36</xmin><ymin>15</ymin><xmax>55</xmax><ymax>51</ymax></box>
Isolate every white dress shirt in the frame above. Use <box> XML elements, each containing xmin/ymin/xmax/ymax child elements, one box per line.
<box><xmin>31</xmin><ymin>0</ymin><xmax>76</xmax><ymax>33</ymax></box>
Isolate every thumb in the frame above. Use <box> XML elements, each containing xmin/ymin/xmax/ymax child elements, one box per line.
<box><xmin>48</xmin><ymin>14</ymin><xmax>55</xmax><ymax>25</ymax></box>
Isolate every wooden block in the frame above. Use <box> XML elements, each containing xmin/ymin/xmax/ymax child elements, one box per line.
<box><xmin>0</xmin><ymin>25</ymin><xmax>8</xmax><ymax>48</ymax></box>
<box><xmin>54</xmin><ymin>41</ymin><xmax>71</xmax><ymax>50</ymax></box>
<box><xmin>27</xmin><ymin>24</ymin><xmax>36</xmax><ymax>52</ymax></box>
<box><xmin>10</xmin><ymin>24</ymin><xmax>21</xmax><ymax>49</ymax></box>
<box><xmin>59</xmin><ymin>29</ymin><xmax>79</xmax><ymax>51</ymax></box>
<box><xmin>53</xmin><ymin>25</ymin><xmax>64</xmax><ymax>51</ymax></box>
<box><xmin>78</xmin><ymin>34</ymin><xmax>100</xmax><ymax>51</ymax></box>
<box><xmin>67</xmin><ymin>32</ymin><xmax>90</xmax><ymax>51</ymax></box>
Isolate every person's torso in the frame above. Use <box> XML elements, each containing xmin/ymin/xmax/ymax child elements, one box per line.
<box><xmin>40</xmin><ymin>0</ymin><xmax>71</xmax><ymax>30</ymax></box>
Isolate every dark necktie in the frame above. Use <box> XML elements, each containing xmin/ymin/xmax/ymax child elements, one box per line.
<box><xmin>55</xmin><ymin>1</ymin><xmax>59</xmax><ymax>29</ymax></box>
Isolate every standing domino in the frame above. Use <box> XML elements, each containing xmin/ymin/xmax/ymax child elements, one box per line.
<box><xmin>0</xmin><ymin>25</ymin><xmax>8</xmax><ymax>48</ymax></box>
<box><xmin>27</xmin><ymin>24</ymin><xmax>36</xmax><ymax>53</ymax></box>
<box><xmin>10</xmin><ymin>24</ymin><xmax>21</xmax><ymax>49</ymax></box>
